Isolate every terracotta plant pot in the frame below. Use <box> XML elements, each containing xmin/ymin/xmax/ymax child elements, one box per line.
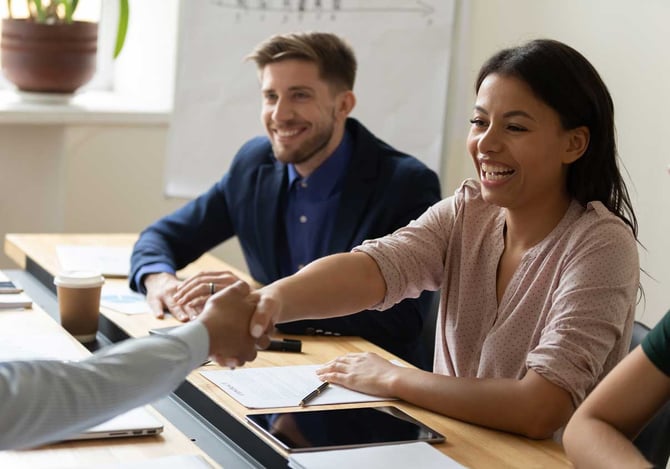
<box><xmin>1</xmin><ymin>18</ymin><xmax>98</xmax><ymax>94</ymax></box>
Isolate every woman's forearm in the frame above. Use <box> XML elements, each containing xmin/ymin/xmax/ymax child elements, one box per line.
<box><xmin>563</xmin><ymin>417</ymin><xmax>651</xmax><ymax>469</ymax></box>
<box><xmin>563</xmin><ymin>348</ymin><xmax>670</xmax><ymax>468</ymax></box>
<box><xmin>264</xmin><ymin>252</ymin><xmax>386</xmax><ymax>323</ymax></box>
<box><xmin>386</xmin><ymin>367</ymin><xmax>573</xmax><ymax>439</ymax></box>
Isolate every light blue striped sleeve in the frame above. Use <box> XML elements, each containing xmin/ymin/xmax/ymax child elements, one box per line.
<box><xmin>0</xmin><ymin>321</ymin><xmax>209</xmax><ymax>450</ymax></box>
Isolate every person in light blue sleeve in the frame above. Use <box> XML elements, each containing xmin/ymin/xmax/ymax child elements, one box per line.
<box><xmin>0</xmin><ymin>281</ymin><xmax>262</xmax><ymax>450</ymax></box>
<box><xmin>130</xmin><ymin>32</ymin><xmax>441</xmax><ymax>369</ymax></box>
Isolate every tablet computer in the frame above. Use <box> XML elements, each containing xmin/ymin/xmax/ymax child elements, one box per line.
<box><xmin>246</xmin><ymin>406</ymin><xmax>445</xmax><ymax>453</ymax></box>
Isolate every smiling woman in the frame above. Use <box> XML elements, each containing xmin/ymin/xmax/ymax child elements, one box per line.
<box><xmin>245</xmin><ymin>38</ymin><xmax>641</xmax><ymax>441</ymax></box>
<box><xmin>468</xmin><ymin>74</ymin><xmax>589</xmax><ymax>224</ymax></box>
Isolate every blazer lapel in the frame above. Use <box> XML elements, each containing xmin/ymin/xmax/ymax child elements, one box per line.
<box><xmin>254</xmin><ymin>160</ymin><xmax>286</xmax><ymax>281</ymax></box>
<box><xmin>330</xmin><ymin>173</ymin><xmax>375</xmax><ymax>253</ymax></box>
<box><xmin>329</xmin><ymin>119</ymin><xmax>378</xmax><ymax>253</ymax></box>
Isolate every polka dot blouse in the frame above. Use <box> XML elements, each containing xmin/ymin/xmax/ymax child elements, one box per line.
<box><xmin>354</xmin><ymin>179</ymin><xmax>639</xmax><ymax>407</ymax></box>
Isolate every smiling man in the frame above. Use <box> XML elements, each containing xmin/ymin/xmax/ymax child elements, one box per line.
<box><xmin>130</xmin><ymin>32</ymin><xmax>441</xmax><ymax>368</ymax></box>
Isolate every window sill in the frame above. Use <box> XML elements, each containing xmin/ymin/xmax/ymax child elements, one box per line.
<box><xmin>0</xmin><ymin>89</ymin><xmax>171</xmax><ymax>125</ymax></box>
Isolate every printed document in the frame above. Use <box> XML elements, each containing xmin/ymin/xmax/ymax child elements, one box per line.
<box><xmin>201</xmin><ymin>364</ymin><xmax>395</xmax><ymax>409</ymax></box>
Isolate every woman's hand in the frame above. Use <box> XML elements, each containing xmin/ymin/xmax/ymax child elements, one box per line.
<box><xmin>315</xmin><ymin>352</ymin><xmax>402</xmax><ymax>398</ymax></box>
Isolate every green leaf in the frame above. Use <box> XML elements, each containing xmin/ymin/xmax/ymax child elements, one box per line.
<box><xmin>63</xmin><ymin>0</ymin><xmax>74</xmax><ymax>23</ymax></box>
<box><xmin>113</xmin><ymin>0</ymin><xmax>129</xmax><ymax>59</ymax></box>
<box><xmin>31</xmin><ymin>0</ymin><xmax>46</xmax><ymax>22</ymax></box>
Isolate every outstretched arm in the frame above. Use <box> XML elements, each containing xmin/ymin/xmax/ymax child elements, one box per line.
<box><xmin>564</xmin><ymin>346</ymin><xmax>670</xmax><ymax>468</ymax></box>
<box><xmin>0</xmin><ymin>281</ymin><xmax>259</xmax><ymax>450</ymax></box>
<box><xmin>250</xmin><ymin>252</ymin><xmax>386</xmax><ymax>339</ymax></box>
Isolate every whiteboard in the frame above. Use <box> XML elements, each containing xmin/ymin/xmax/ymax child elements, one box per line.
<box><xmin>165</xmin><ymin>0</ymin><xmax>455</xmax><ymax>198</ymax></box>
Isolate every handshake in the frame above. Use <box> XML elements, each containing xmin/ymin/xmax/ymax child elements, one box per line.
<box><xmin>143</xmin><ymin>252</ymin><xmax>371</xmax><ymax>369</ymax></box>
<box><xmin>143</xmin><ymin>270</ymin><xmax>283</xmax><ymax>368</ymax></box>
<box><xmin>183</xmin><ymin>278</ymin><xmax>279</xmax><ymax>368</ymax></box>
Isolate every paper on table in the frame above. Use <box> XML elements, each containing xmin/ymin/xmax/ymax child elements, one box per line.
<box><xmin>0</xmin><ymin>271</ymin><xmax>22</xmax><ymax>293</ymax></box>
<box><xmin>0</xmin><ymin>328</ymin><xmax>83</xmax><ymax>361</ymax></box>
<box><xmin>56</xmin><ymin>245</ymin><xmax>132</xmax><ymax>278</ymax></box>
<box><xmin>200</xmin><ymin>364</ymin><xmax>395</xmax><ymax>409</ymax></box>
<box><xmin>0</xmin><ymin>292</ymin><xmax>32</xmax><ymax>309</ymax></box>
<box><xmin>101</xmin><ymin>284</ymin><xmax>151</xmax><ymax>315</ymax></box>
<box><xmin>288</xmin><ymin>442</ymin><xmax>466</xmax><ymax>469</ymax></box>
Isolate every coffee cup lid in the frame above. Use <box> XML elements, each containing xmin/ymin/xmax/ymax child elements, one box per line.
<box><xmin>54</xmin><ymin>270</ymin><xmax>105</xmax><ymax>288</ymax></box>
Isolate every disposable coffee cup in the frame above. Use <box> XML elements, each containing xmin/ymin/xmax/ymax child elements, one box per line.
<box><xmin>54</xmin><ymin>271</ymin><xmax>105</xmax><ymax>343</ymax></box>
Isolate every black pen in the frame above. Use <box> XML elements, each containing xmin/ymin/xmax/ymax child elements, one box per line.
<box><xmin>298</xmin><ymin>381</ymin><xmax>330</xmax><ymax>407</ymax></box>
<box><xmin>265</xmin><ymin>338</ymin><xmax>302</xmax><ymax>353</ymax></box>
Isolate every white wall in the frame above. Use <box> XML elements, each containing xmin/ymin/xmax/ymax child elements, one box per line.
<box><xmin>0</xmin><ymin>123</ymin><xmax>248</xmax><ymax>273</ymax></box>
<box><xmin>1</xmin><ymin>0</ymin><xmax>668</xmax><ymax>328</ymax></box>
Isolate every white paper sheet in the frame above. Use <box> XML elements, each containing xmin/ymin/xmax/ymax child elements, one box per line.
<box><xmin>0</xmin><ymin>292</ymin><xmax>32</xmax><ymax>309</ymax></box>
<box><xmin>201</xmin><ymin>364</ymin><xmax>394</xmax><ymax>409</ymax></box>
<box><xmin>101</xmin><ymin>284</ymin><xmax>151</xmax><ymax>315</ymax></box>
<box><xmin>288</xmin><ymin>442</ymin><xmax>466</xmax><ymax>469</ymax></box>
<box><xmin>56</xmin><ymin>245</ymin><xmax>132</xmax><ymax>277</ymax></box>
<box><xmin>0</xmin><ymin>327</ymin><xmax>82</xmax><ymax>362</ymax></box>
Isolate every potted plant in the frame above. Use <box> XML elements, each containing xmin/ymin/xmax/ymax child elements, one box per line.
<box><xmin>1</xmin><ymin>0</ymin><xmax>129</xmax><ymax>93</ymax></box>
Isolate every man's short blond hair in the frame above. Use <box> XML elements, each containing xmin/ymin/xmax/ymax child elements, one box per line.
<box><xmin>246</xmin><ymin>32</ymin><xmax>356</xmax><ymax>92</ymax></box>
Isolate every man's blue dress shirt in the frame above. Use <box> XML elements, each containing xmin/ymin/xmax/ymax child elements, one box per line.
<box><xmin>280</xmin><ymin>131</ymin><xmax>352</xmax><ymax>277</ymax></box>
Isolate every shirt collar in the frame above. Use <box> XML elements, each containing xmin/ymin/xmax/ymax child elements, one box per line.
<box><xmin>287</xmin><ymin>130</ymin><xmax>352</xmax><ymax>196</ymax></box>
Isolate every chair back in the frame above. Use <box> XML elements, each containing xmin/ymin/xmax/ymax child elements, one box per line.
<box><xmin>418</xmin><ymin>290</ymin><xmax>440</xmax><ymax>371</ymax></box>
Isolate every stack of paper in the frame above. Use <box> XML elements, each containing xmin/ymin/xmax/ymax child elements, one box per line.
<box><xmin>0</xmin><ymin>292</ymin><xmax>32</xmax><ymax>309</ymax></box>
<box><xmin>288</xmin><ymin>442</ymin><xmax>466</xmax><ymax>469</ymax></box>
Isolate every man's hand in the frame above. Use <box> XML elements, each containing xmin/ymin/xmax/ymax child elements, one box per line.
<box><xmin>173</xmin><ymin>271</ymin><xmax>241</xmax><ymax>317</ymax></box>
<box><xmin>197</xmin><ymin>280</ymin><xmax>263</xmax><ymax>368</ymax></box>
<box><xmin>143</xmin><ymin>272</ymin><xmax>191</xmax><ymax>321</ymax></box>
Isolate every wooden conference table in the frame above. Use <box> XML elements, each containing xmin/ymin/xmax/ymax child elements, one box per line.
<box><xmin>4</xmin><ymin>233</ymin><xmax>571</xmax><ymax>468</ymax></box>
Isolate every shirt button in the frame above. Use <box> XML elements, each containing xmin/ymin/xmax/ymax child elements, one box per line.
<box><xmin>299</xmin><ymin>215</ymin><xmax>308</xmax><ymax>223</ymax></box>
<box><xmin>300</xmin><ymin>181</ymin><xmax>308</xmax><ymax>188</ymax></box>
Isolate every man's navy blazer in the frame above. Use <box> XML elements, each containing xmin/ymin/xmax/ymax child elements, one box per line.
<box><xmin>131</xmin><ymin>118</ymin><xmax>441</xmax><ymax>367</ymax></box>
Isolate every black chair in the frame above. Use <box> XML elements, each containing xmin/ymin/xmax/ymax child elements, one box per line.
<box><xmin>418</xmin><ymin>290</ymin><xmax>440</xmax><ymax>371</ymax></box>
<box><xmin>630</xmin><ymin>320</ymin><xmax>670</xmax><ymax>468</ymax></box>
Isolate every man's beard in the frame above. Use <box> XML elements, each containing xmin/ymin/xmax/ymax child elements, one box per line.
<box><xmin>272</xmin><ymin>115</ymin><xmax>336</xmax><ymax>166</ymax></box>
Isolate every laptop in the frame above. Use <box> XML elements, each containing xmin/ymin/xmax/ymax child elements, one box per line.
<box><xmin>65</xmin><ymin>406</ymin><xmax>164</xmax><ymax>441</ymax></box>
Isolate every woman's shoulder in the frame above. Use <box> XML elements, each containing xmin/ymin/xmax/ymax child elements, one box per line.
<box><xmin>579</xmin><ymin>201</ymin><xmax>636</xmax><ymax>240</ymax></box>
<box><xmin>563</xmin><ymin>200</ymin><xmax>638</xmax><ymax>261</ymax></box>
